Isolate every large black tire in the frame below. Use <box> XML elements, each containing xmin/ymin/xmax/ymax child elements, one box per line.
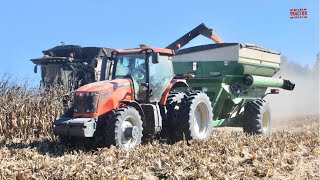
<box><xmin>243</xmin><ymin>99</ymin><xmax>271</xmax><ymax>135</ymax></box>
<box><xmin>175</xmin><ymin>91</ymin><xmax>213</xmax><ymax>141</ymax></box>
<box><xmin>166</xmin><ymin>90</ymin><xmax>186</xmax><ymax>122</ymax></box>
<box><xmin>164</xmin><ymin>91</ymin><xmax>186</xmax><ymax>141</ymax></box>
<box><xmin>95</xmin><ymin>106</ymin><xmax>143</xmax><ymax>149</ymax></box>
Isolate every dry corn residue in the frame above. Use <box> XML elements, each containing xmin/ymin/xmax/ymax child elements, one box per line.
<box><xmin>0</xmin><ymin>79</ymin><xmax>319</xmax><ymax>179</ymax></box>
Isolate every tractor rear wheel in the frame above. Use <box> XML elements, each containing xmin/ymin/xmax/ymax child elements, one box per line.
<box><xmin>165</xmin><ymin>90</ymin><xmax>186</xmax><ymax>141</ymax></box>
<box><xmin>96</xmin><ymin>106</ymin><xmax>143</xmax><ymax>149</ymax></box>
<box><xmin>175</xmin><ymin>91</ymin><xmax>213</xmax><ymax>141</ymax></box>
<box><xmin>243</xmin><ymin>99</ymin><xmax>271</xmax><ymax>135</ymax></box>
<box><xmin>166</xmin><ymin>91</ymin><xmax>186</xmax><ymax>123</ymax></box>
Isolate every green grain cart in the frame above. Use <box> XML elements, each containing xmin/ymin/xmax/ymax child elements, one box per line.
<box><xmin>169</xmin><ymin>24</ymin><xmax>295</xmax><ymax>135</ymax></box>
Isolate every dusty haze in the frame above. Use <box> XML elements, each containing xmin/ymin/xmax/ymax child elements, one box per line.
<box><xmin>265</xmin><ymin>57</ymin><xmax>319</xmax><ymax>122</ymax></box>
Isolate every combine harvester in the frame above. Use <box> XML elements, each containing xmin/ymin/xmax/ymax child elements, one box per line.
<box><xmin>31</xmin><ymin>44</ymin><xmax>113</xmax><ymax>91</ymax></box>
<box><xmin>52</xmin><ymin>24</ymin><xmax>295</xmax><ymax>149</ymax></box>
<box><xmin>169</xmin><ymin>23</ymin><xmax>295</xmax><ymax>135</ymax></box>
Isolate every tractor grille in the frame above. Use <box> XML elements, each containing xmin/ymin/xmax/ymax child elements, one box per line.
<box><xmin>74</xmin><ymin>93</ymin><xmax>99</xmax><ymax>114</ymax></box>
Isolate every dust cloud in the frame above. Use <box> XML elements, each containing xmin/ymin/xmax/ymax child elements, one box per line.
<box><xmin>265</xmin><ymin>56</ymin><xmax>319</xmax><ymax>122</ymax></box>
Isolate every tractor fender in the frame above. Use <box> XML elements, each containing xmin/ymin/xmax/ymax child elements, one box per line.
<box><xmin>121</xmin><ymin>100</ymin><xmax>146</xmax><ymax>125</ymax></box>
<box><xmin>160</xmin><ymin>79</ymin><xmax>188</xmax><ymax>105</ymax></box>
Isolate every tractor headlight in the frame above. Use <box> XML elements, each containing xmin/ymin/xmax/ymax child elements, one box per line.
<box><xmin>86</xmin><ymin>109</ymin><xmax>96</xmax><ymax>113</ymax></box>
<box><xmin>90</xmin><ymin>91</ymin><xmax>99</xmax><ymax>96</ymax></box>
<box><xmin>74</xmin><ymin>91</ymin><xmax>100</xmax><ymax>114</ymax></box>
<box><xmin>75</xmin><ymin>91</ymin><xmax>99</xmax><ymax>97</ymax></box>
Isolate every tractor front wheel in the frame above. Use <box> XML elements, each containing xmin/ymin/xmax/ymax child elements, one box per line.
<box><xmin>243</xmin><ymin>99</ymin><xmax>271</xmax><ymax>135</ymax></box>
<box><xmin>96</xmin><ymin>106</ymin><xmax>143</xmax><ymax>149</ymax></box>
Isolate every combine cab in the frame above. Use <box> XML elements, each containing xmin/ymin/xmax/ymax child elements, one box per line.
<box><xmin>31</xmin><ymin>44</ymin><xmax>113</xmax><ymax>91</ymax></box>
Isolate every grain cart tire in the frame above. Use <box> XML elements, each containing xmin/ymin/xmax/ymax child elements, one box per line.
<box><xmin>97</xmin><ymin>106</ymin><xmax>143</xmax><ymax>149</ymax></box>
<box><xmin>176</xmin><ymin>91</ymin><xmax>213</xmax><ymax>141</ymax></box>
<box><xmin>165</xmin><ymin>91</ymin><xmax>186</xmax><ymax>140</ymax></box>
<box><xmin>243</xmin><ymin>99</ymin><xmax>271</xmax><ymax>135</ymax></box>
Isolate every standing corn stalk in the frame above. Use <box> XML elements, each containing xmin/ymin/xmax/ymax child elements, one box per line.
<box><xmin>0</xmin><ymin>77</ymin><xmax>69</xmax><ymax>141</ymax></box>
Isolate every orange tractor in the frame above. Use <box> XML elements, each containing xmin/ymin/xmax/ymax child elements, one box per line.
<box><xmin>53</xmin><ymin>47</ymin><xmax>213</xmax><ymax>149</ymax></box>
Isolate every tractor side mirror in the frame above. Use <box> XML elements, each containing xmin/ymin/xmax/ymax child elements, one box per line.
<box><xmin>152</xmin><ymin>53</ymin><xmax>159</xmax><ymax>64</ymax></box>
<box><xmin>34</xmin><ymin>65</ymin><xmax>38</xmax><ymax>73</ymax></box>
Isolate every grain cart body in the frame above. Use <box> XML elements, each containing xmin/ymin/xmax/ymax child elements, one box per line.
<box><xmin>31</xmin><ymin>45</ymin><xmax>114</xmax><ymax>91</ymax></box>
<box><xmin>172</xmin><ymin>43</ymin><xmax>295</xmax><ymax>128</ymax></box>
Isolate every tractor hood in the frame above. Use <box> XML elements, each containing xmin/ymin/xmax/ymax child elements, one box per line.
<box><xmin>75</xmin><ymin>79</ymin><xmax>133</xmax><ymax>93</ymax></box>
<box><xmin>73</xmin><ymin>79</ymin><xmax>135</xmax><ymax>117</ymax></box>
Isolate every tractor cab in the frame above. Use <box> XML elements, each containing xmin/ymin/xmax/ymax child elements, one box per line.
<box><xmin>111</xmin><ymin>48</ymin><xmax>175</xmax><ymax>103</ymax></box>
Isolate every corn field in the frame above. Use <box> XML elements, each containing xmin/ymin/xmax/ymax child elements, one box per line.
<box><xmin>0</xmin><ymin>78</ymin><xmax>319</xmax><ymax>179</ymax></box>
<box><xmin>0</xmin><ymin>77</ymin><xmax>67</xmax><ymax>140</ymax></box>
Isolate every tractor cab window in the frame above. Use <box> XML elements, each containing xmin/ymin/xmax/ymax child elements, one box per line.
<box><xmin>114</xmin><ymin>54</ymin><xmax>146</xmax><ymax>81</ymax></box>
<box><xmin>113</xmin><ymin>54</ymin><xmax>147</xmax><ymax>101</ymax></box>
<box><xmin>149</xmin><ymin>55</ymin><xmax>174</xmax><ymax>102</ymax></box>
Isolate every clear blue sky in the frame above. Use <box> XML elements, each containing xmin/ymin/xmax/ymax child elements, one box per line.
<box><xmin>0</xmin><ymin>0</ymin><xmax>318</xmax><ymax>81</ymax></box>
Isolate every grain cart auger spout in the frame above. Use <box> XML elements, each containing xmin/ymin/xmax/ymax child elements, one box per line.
<box><xmin>53</xmin><ymin>47</ymin><xmax>214</xmax><ymax>149</ymax></box>
<box><xmin>166</xmin><ymin>23</ymin><xmax>224</xmax><ymax>51</ymax></box>
<box><xmin>169</xmin><ymin>24</ymin><xmax>295</xmax><ymax>136</ymax></box>
<box><xmin>243</xmin><ymin>75</ymin><xmax>295</xmax><ymax>91</ymax></box>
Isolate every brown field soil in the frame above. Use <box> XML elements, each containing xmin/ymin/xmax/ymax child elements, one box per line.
<box><xmin>0</xmin><ymin>115</ymin><xmax>318</xmax><ymax>179</ymax></box>
<box><xmin>0</xmin><ymin>80</ymin><xmax>319</xmax><ymax>179</ymax></box>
